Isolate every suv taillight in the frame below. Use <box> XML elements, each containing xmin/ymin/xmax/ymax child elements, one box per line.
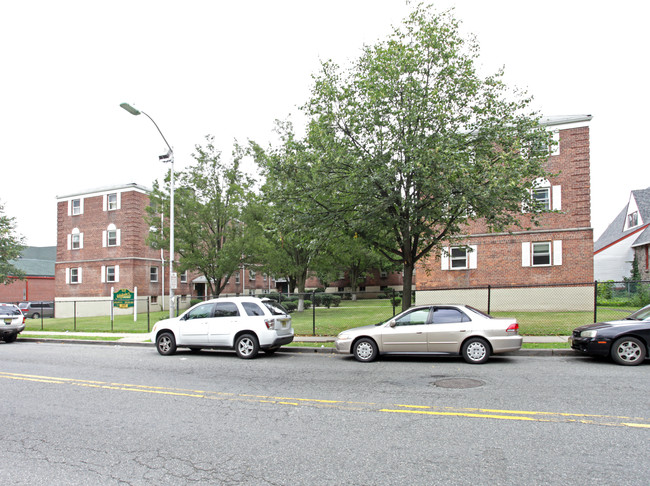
<box><xmin>506</xmin><ymin>323</ymin><xmax>519</xmax><ymax>333</ymax></box>
<box><xmin>265</xmin><ymin>319</ymin><xmax>275</xmax><ymax>330</ymax></box>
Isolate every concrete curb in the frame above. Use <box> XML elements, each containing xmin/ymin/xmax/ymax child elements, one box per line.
<box><xmin>16</xmin><ymin>337</ymin><xmax>576</xmax><ymax>357</ymax></box>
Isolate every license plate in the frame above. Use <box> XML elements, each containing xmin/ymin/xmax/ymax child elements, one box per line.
<box><xmin>4</xmin><ymin>318</ymin><xmax>12</xmax><ymax>325</ymax></box>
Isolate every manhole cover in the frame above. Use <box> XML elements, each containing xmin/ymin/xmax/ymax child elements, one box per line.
<box><xmin>433</xmin><ymin>378</ymin><xmax>485</xmax><ymax>389</ymax></box>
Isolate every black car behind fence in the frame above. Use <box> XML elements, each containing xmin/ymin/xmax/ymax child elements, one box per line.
<box><xmin>19</xmin><ymin>280</ymin><xmax>650</xmax><ymax>335</ymax></box>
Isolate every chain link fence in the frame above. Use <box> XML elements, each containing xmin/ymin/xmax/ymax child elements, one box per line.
<box><xmin>22</xmin><ymin>281</ymin><xmax>650</xmax><ymax>336</ymax></box>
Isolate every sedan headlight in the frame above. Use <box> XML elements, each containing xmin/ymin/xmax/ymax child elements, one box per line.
<box><xmin>580</xmin><ymin>330</ymin><xmax>598</xmax><ymax>338</ymax></box>
<box><xmin>337</xmin><ymin>332</ymin><xmax>352</xmax><ymax>341</ymax></box>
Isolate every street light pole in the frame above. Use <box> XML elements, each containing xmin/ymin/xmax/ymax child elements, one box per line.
<box><xmin>120</xmin><ymin>103</ymin><xmax>176</xmax><ymax>319</ymax></box>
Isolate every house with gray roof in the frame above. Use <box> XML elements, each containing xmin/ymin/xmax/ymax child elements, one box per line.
<box><xmin>594</xmin><ymin>187</ymin><xmax>650</xmax><ymax>281</ymax></box>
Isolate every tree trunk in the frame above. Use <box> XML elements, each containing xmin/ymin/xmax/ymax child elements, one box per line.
<box><xmin>402</xmin><ymin>263</ymin><xmax>414</xmax><ymax>311</ymax></box>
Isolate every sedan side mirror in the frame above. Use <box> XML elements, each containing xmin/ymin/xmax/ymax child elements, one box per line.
<box><xmin>388</xmin><ymin>319</ymin><xmax>397</xmax><ymax>328</ymax></box>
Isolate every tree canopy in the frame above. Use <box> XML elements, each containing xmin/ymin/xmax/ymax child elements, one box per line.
<box><xmin>0</xmin><ymin>202</ymin><xmax>25</xmax><ymax>284</ymax></box>
<box><xmin>301</xmin><ymin>5</ymin><xmax>553</xmax><ymax>309</ymax></box>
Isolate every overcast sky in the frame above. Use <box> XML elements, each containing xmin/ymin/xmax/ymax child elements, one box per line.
<box><xmin>2</xmin><ymin>0</ymin><xmax>648</xmax><ymax>247</ymax></box>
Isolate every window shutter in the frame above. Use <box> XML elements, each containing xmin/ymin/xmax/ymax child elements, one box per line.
<box><xmin>65</xmin><ymin>268</ymin><xmax>70</xmax><ymax>284</ymax></box>
<box><xmin>101</xmin><ymin>266</ymin><xmax>106</xmax><ymax>283</ymax></box>
<box><xmin>551</xmin><ymin>130</ymin><xmax>560</xmax><ymax>156</ymax></box>
<box><xmin>521</xmin><ymin>242</ymin><xmax>531</xmax><ymax>267</ymax></box>
<box><xmin>553</xmin><ymin>240</ymin><xmax>563</xmax><ymax>266</ymax></box>
<box><xmin>79</xmin><ymin>233</ymin><xmax>84</xmax><ymax>249</ymax></box>
<box><xmin>79</xmin><ymin>199</ymin><xmax>84</xmax><ymax>215</ymax></box>
<box><xmin>116</xmin><ymin>229</ymin><xmax>121</xmax><ymax>246</ymax></box>
<box><xmin>78</xmin><ymin>268</ymin><xmax>83</xmax><ymax>283</ymax></box>
<box><xmin>102</xmin><ymin>195</ymin><xmax>107</xmax><ymax>212</ymax></box>
<box><xmin>67</xmin><ymin>234</ymin><xmax>71</xmax><ymax>250</ymax></box>
<box><xmin>115</xmin><ymin>265</ymin><xmax>120</xmax><ymax>282</ymax></box>
<box><xmin>117</xmin><ymin>192</ymin><xmax>121</xmax><ymax>210</ymax></box>
<box><xmin>441</xmin><ymin>248</ymin><xmax>449</xmax><ymax>270</ymax></box>
<box><xmin>552</xmin><ymin>186</ymin><xmax>562</xmax><ymax>210</ymax></box>
<box><xmin>469</xmin><ymin>245</ymin><xmax>478</xmax><ymax>269</ymax></box>
<box><xmin>67</xmin><ymin>201</ymin><xmax>72</xmax><ymax>216</ymax></box>
<box><xmin>102</xmin><ymin>230</ymin><xmax>107</xmax><ymax>248</ymax></box>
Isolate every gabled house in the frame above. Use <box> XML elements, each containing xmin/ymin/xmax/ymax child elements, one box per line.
<box><xmin>594</xmin><ymin>187</ymin><xmax>650</xmax><ymax>281</ymax></box>
<box><xmin>415</xmin><ymin>115</ymin><xmax>595</xmax><ymax>309</ymax></box>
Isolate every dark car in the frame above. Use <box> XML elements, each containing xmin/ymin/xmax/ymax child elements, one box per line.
<box><xmin>18</xmin><ymin>301</ymin><xmax>54</xmax><ymax>319</ymax></box>
<box><xmin>569</xmin><ymin>304</ymin><xmax>650</xmax><ymax>365</ymax></box>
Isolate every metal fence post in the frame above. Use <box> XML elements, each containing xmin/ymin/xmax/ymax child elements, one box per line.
<box><xmin>147</xmin><ymin>298</ymin><xmax>150</xmax><ymax>333</ymax></box>
<box><xmin>312</xmin><ymin>291</ymin><xmax>316</xmax><ymax>336</ymax></box>
<box><xmin>594</xmin><ymin>280</ymin><xmax>598</xmax><ymax>323</ymax></box>
<box><xmin>74</xmin><ymin>301</ymin><xmax>77</xmax><ymax>332</ymax></box>
<box><xmin>487</xmin><ymin>285</ymin><xmax>491</xmax><ymax>315</ymax></box>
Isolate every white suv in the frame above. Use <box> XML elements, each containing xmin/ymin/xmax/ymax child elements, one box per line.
<box><xmin>151</xmin><ymin>297</ymin><xmax>294</xmax><ymax>359</ymax></box>
<box><xmin>1</xmin><ymin>303</ymin><xmax>26</xmax><ymax>343</ymax></box>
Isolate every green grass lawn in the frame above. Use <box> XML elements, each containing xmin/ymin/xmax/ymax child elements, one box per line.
<box><xmin>23</xmin><ymin>300</ymin><xmax>638</xmax><ymax>337</ymax></box>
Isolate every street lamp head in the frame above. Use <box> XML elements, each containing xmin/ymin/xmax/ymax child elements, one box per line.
<box><xmin>120</xmin><ymin>103</ymin><xmax>141</xmax><ymax>116</ymax></box>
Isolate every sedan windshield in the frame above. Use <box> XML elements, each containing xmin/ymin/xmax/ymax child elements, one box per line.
<box><xmin>626</xmin><ymin>305</ymin><xmax>650</xmax><ymax>321</ymax></box>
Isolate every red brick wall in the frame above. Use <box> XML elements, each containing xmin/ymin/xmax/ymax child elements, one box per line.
<box><xmin>416</xmin><ymin>125</ymin><xmax>594</xmax><ymax>290</ymax></box>
<box><xmin>0</xmin><ymin>276</ymin><xmax>55</xmax><ymax>303</ymax></box>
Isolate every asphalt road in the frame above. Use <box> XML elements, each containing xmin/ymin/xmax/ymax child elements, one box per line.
<box><xmin>1</xmin><ymin>341</ymin><xmax>649</xmax><ymax>485</ymax></box>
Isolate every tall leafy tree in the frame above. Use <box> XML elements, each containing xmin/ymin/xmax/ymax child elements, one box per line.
<box><xmin>0</xmin><ymin>202</ymin><xmax>25</xmax><ymax>284</ymax></box>
<box><xmin>304</xmin><ymin>5</ymin><xmax>553</xmax><ymax>309</ymax></box>
<box><xmin>147</xmin><ymin>136</ymin><xmax>254</xmax><ymax>298</ymax></box>
<box><xmin>249</xmin><ymin>122</ymin><xmax>332</xmax><ymax>311</ymax></box>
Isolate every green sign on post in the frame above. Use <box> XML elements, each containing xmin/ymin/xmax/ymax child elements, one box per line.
<box><xmin>113</xmin><ymin>288</ymin><xmax>134</xmax><ymax>309</ymax></box>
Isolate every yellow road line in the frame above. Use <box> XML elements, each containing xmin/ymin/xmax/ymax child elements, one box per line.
<box><xmin>2</xmin><ymin>371</ymin><xmax>648</xmax><ymax>429</ymax></box>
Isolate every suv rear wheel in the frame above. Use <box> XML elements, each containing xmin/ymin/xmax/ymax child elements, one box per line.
<box><xmin>235</xmin><ymin>334</ymin><xmax>259</xmax><ymax>359</ymax></box>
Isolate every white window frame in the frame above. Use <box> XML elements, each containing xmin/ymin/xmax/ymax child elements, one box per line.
<box><xmin>527</xmin><ymin>179</ymin><xmax>561</xmax><ymax>212</ymax></box>
<box><xmin>522</xmin><ymin>241</ymin><xmax>562</xmax><ymax>267</ymax></box>
<box><xmin>103</xmin><ymin>224</ymin><xmax>121</xmax><ymax>247</ymax></box>
<box><xmin>69</xmin><ymin>198</ymin><xmax>84</xmax><ymax>216</ymax></box>
<box><xmin>249</xmin><ymin>270</ymin><xmax>256</xmax><ymax>281</ymax></box>
<box><xmin>67</xmin><ymin>228</ymin><xmax>83</xmax><ymax>250</ymax></box>
<box><xmin>101</xmin><ymin>265</ymin><xmax>119</xmax><ymax>283</ymax></box>
<box><xmin>441</xmin><ymin>245</ymin><xmax>478</xmax><ymax>270</ymax></box>
<box><xmin>150</xmin><ymin>266</ymin><xmax>159</xmax><ymax>283</ymax></box>
<box><xmin>107</xmin><ymin>193</ymin><xmax>119</xmax><ymax>211</ymax></box>
<box><xmin>180</xmin><ymin>271</ymin><xmax>187</xmax><ymax>283</ymax></box>
<box><xmin>66</xmin><ymin>267</ymin><xmax>82</xmax><ymax>284</ymax></box>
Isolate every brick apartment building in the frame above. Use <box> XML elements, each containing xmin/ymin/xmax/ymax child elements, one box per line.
<box><xmin>55</xmin><ymin>183</ymin><xmax>193</xmax><ymax>317</ymax></box>
<box><xmin>0</xmin><ymin>246</ymin><xmax>56</xmax><ymax>303</ymax></box>
<box><xmin>416</xmin><ymin>115</ymin><xmax>594</xmax><ymax>310</ymax></box>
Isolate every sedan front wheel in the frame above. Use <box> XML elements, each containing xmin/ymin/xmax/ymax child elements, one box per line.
<box><xmin>611</xmin><ymin>337</ymin><xmax>646</xmax><ymax>365</ymax></box>
<box><xmin>353</xmin><ymin>338</ymin><xmax>378</xmax><ymax>362</ymax></box>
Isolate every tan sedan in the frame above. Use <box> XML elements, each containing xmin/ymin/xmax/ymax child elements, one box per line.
<box><xmin>335</xmin><ymin>304</ymin><xmax>522</xmax><ymax>364</ymax></box>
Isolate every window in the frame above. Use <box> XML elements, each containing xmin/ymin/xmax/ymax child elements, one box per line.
<box><xmin>150</xmin><ymin>267</ymin><xmax>159</xmax><ymax>283</ymax></box>
<box><xmin>235</xmin><ymin>273</ymin><xmax>240</xmax><ymax>284</ymax></box>
<box><xmin>380</xmin><ymin>270</ymin><xmax>388</xmax><ymax>278</ymax></box>
<box><xmin>522</xmin><ymin>241</ymin><xmax>562</xmax><ymax>267</ymax></box>
<box><xmin>249</xmin><ymin>270</ymin><xmax>256</xmax><ymax>281</ymax></box>
<box><xmin>107</xmin><ymin>230</ymin><xmax>118</xmax><ymax>246</ymax></box>
<box><xmin>432</xmin><ymin>307</ymin><xmax>470</xmax><ymax>324</ymax></box>
<box><xmin>101</xmin><ymin>265</ymin><xmax>119</xmax><ymax>283</ymax></box>
<box><xmin>186</xmin><ymin>303</ymin><xmax>214</xmax><ymax>320</ymax></box>
<box><xmin>532</xmin><ymin>242</ymin><xmax>551</xmax><ymax>266</ymax></box>
<box><xmin>103</xmin><ymin>224</ymin><xmax>120</xmax><ymax>247</ymax></box>
<box><xmin>394</xmin><ymin>308</ymin><xmax>431</xmax><ymax>326</ymax></box>
<box><xmin>441</xmin><ymin>245</ymin><xmax>477</xmax><ymax>270</ymax></box>
<box><xmin>180</xmin><ymin>271</ymin><xmax>187</xmax><ymax>283</ymax></box>
<box><xmin>151</xmin><ymin>296</ymin><xmax>158</xmax><ymax>304</ymax></box>
<box><xmin>107</xmin><ymin>193</ymin><xmax>118</xmax><ymax>211</ymax></box>
<box><xmin>243</xmin><ymin>302</ymin><xmax>266</xmax><ymax>317</ymax></box>
<box><xmin>67</xmin><ymin>267</ymin><xmax>82</xmax><ymax>284</ymax></box>
<box><xmin>532</xmin><ymin>187</ymin><xmax>551</xmax><ymax>210</ymax></box>
<box><xmin>628</xmin><ymin>211</ymin><xmax>639</xmax><ymax>228</ymax></box>
<box><xmin>68</xmin><ymin>228</ymin><xmax>83</xmax><ymax>250</ymax></box>
<box><xmin>214</xmin><ymin>302</ymin><xmax>239</xmax><ymax>317</ymax></box>
<box><xmin>451</xmin><ymin>248</ymin><xmax>468</xmax><ymax>269</ymax></box>
<box><xmin>72</xmin><ymin>199</ymin><xmax>82</xmax><ymax>215</ymax></box>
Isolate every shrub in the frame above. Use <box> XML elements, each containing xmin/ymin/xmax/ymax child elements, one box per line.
<box><xmin>283</xmin><ymin>301</ymin><xmax>298</xmax><ymax>312</ymax></box>
<box><xmin>190</xmin><ymin>299</ymin><xmax>203</xmax><ymax>307</ymax></box>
